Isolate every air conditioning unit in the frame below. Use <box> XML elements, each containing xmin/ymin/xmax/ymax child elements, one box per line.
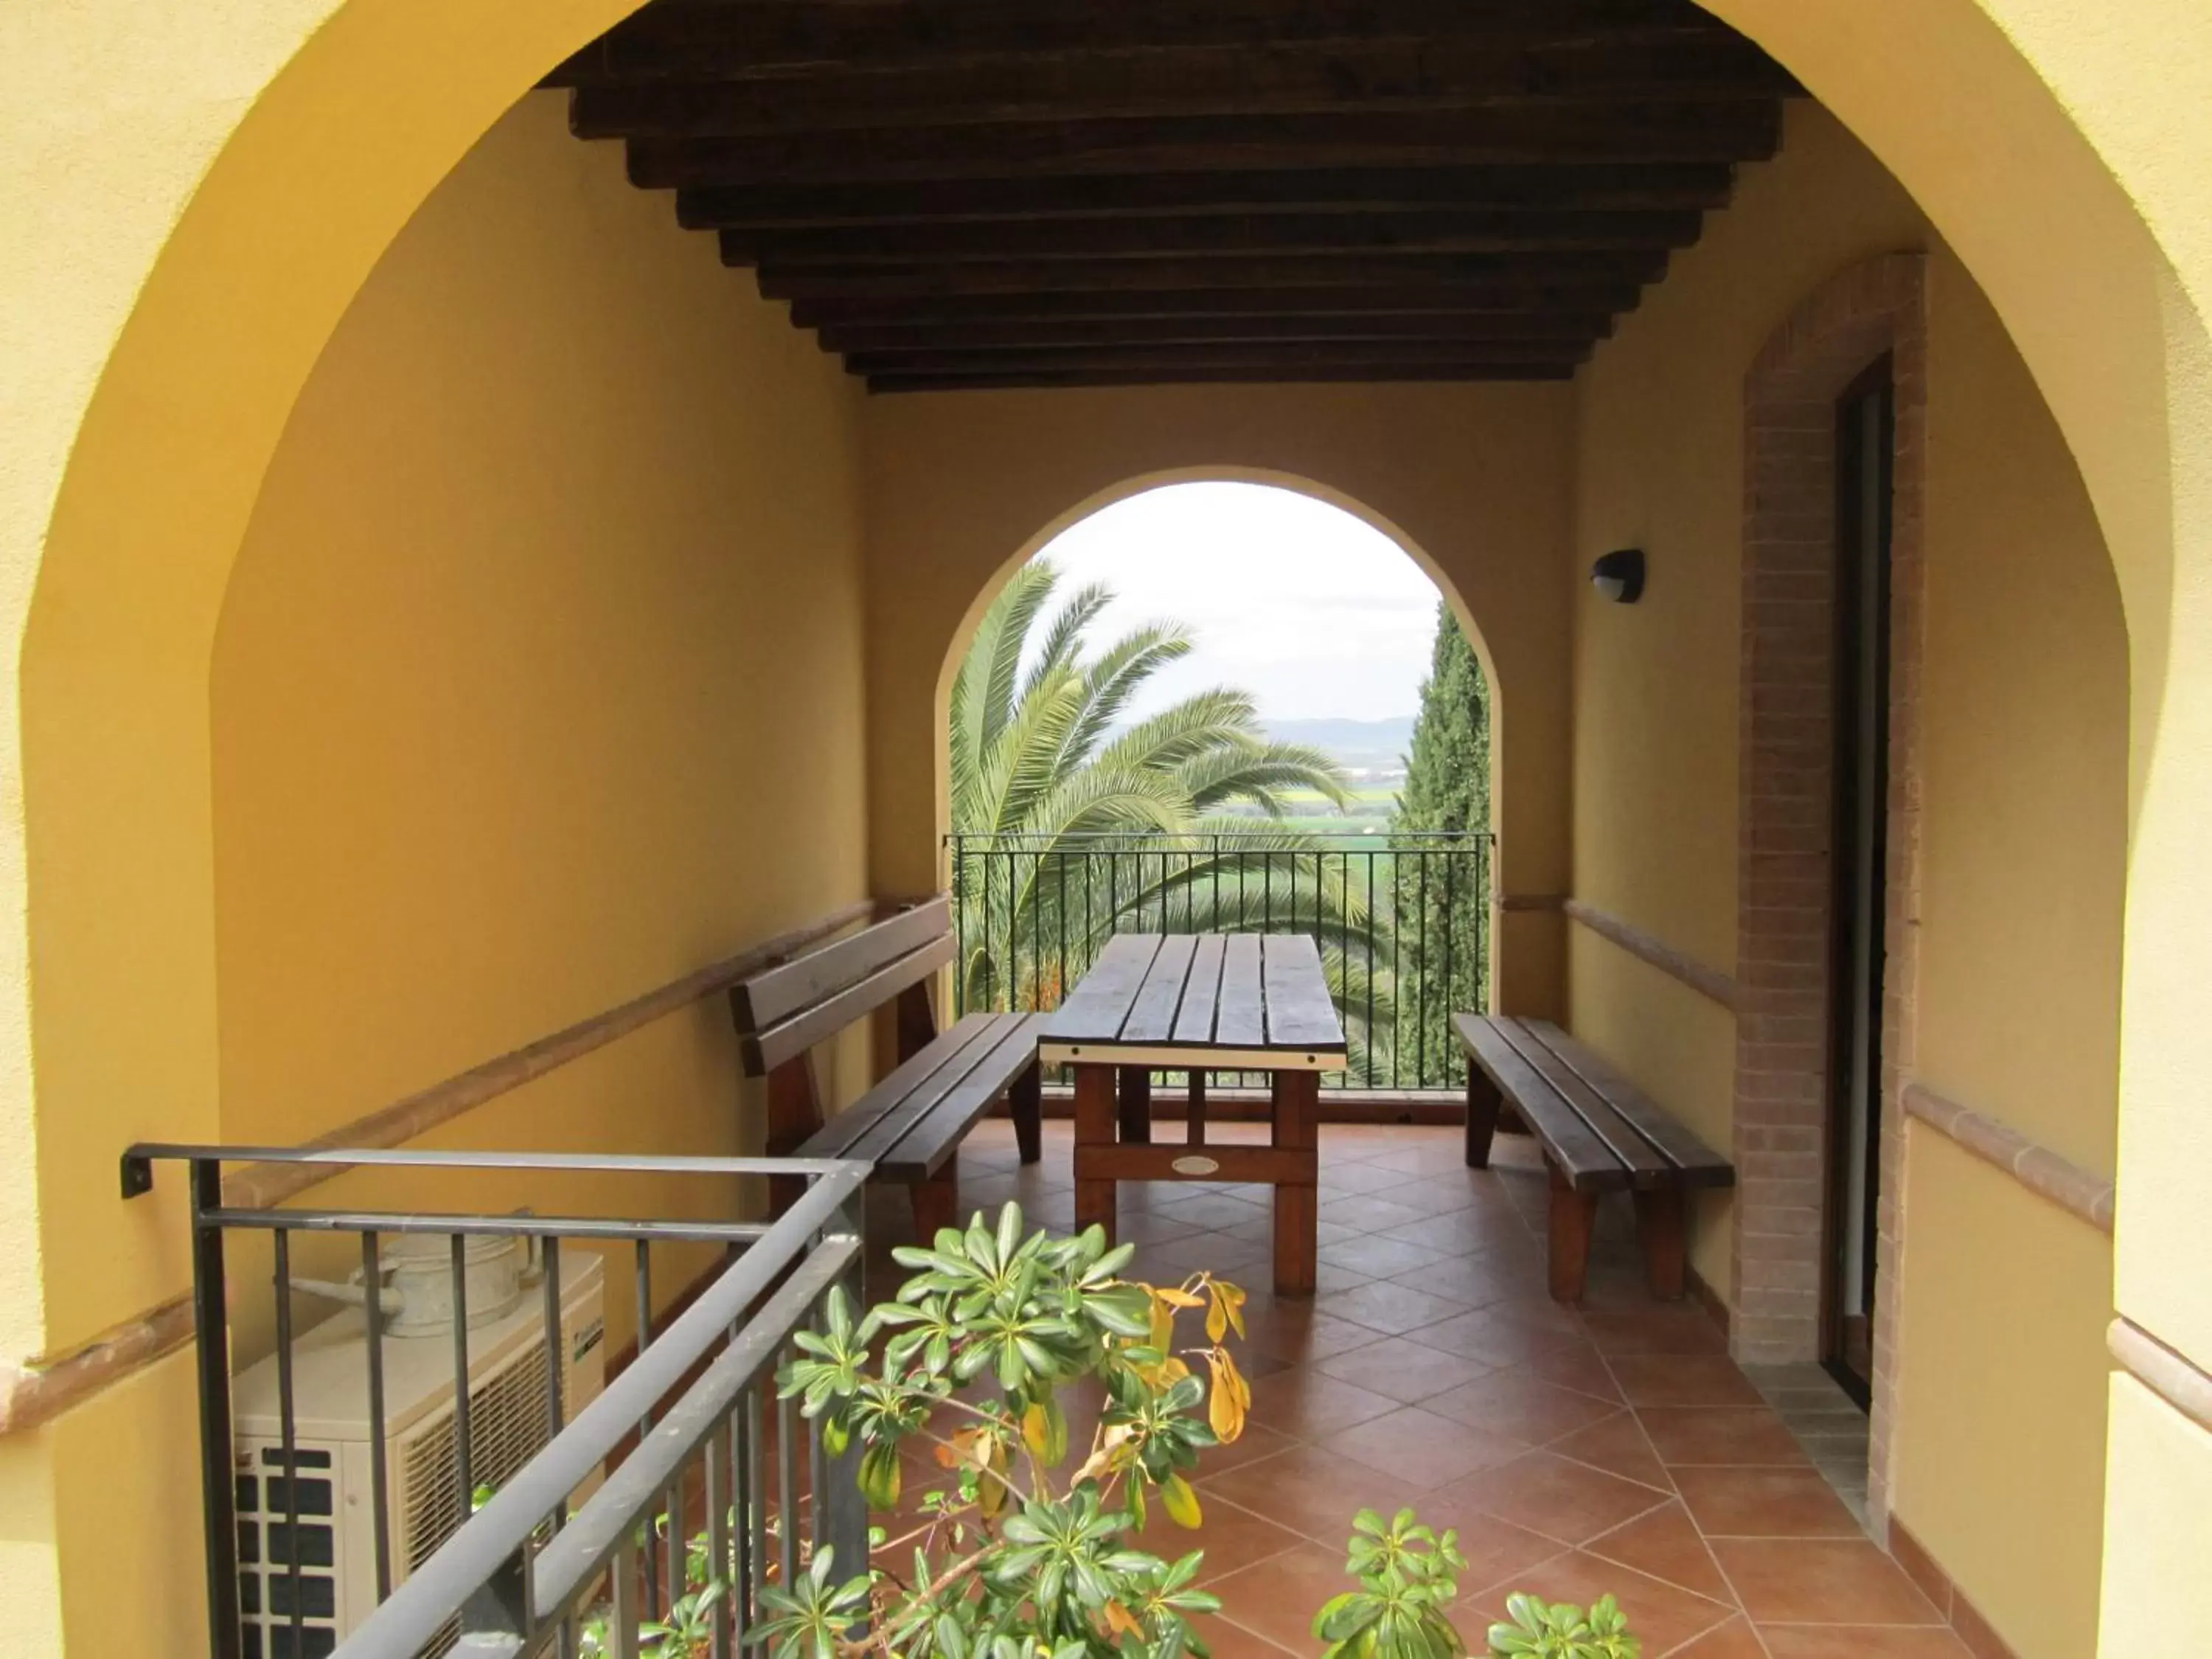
<box><xmin>231</xmin><ymin>1252</ymin><xmax>607</xmax><ymax>1659</ymax></box>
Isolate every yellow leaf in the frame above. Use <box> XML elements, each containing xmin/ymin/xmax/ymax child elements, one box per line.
<box><xmin>1204</xmin><ymin>1350</ymin><xmax>1247</xmax><ymax>1443</ymax></box>
<box><xmin>1204</xmin><ymin>1292</ymin><xmax>1226</xmax><ymax>1343</ymax></box>
<box><xmin>1218</xmin><ymin>1281</ymin><xmax>1248</xmax><ymax>1339</ymax></box>
<box><xmin>1105</xmin><ymin>1601</ymin><xmax>1144</xmax><ymax>1638</ymax></box>
<box><xmin>1149</xmin><ymin>1293</ymin><xmax>1175</xmax><ymax>1356</ymax></box>
<box><xmin>977</xmin><ymin>1437</ymin><xmax>1009</xmax><ymax>1520</ymax></box>
<box><xmin>1157</xmin><ymin>1286</ymin><xmax>1205</xmax><ymax>1309</ymax></box>
<box><xmin>1022</xmin><ymin>1403</ymin><xmax>1050</xmax><ymax>1458</ymax></box>
<box><xmin>1160</xmin><ymin>1472</ymin><xmax>1203</xmax><ymax>1529</ymax></box>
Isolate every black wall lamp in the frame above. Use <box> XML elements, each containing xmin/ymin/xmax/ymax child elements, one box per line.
<box><xmin>1591</xmin><ymin>548</ymin><xmax>1646</xmax><ymax>605</ymax></box>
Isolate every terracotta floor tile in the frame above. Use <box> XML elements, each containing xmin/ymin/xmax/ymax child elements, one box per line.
<box><xmin>1208</xmin><ymin>1544</ymin><xmax>1353</xmax><ymax>1652</ymax></box>
<box><xmin>1673</xmin><ymin>1466</ymin><xmax>1865</xmax><ymax>1538</ymax></box>
<box><xmin>1318</xmin><ymin>1233</ymin><xmax>1453</xmax><ymax>1279</ymax></box>
<box><xmin>1316</xmin><ymin>1404</ymin><xmax>1527</xmax><ymax>1488</ymax></box>
<box><xmin>1440</xmin><ymin>1512</ymin><xmax>1567</xmax><ymax>1595</ymax></box>
<box><xmin>1583</xmin><ymin>1500</ymin><xmax>1735</xmax><ymax>1604</ymax></box>
<box><xmin>1385</xmin><ymin>1251</ymin><xmax>1537</xmax><ymax>1308</ymax></box>
<box><xmin>1523</xmin><ymin>1345</ymin><xmax>1628</xmax><ymax>1402</ymax></box>
<box><xmin>1318</xmin><ymin>1160</ymin><xmax>1427</xmax><ymax>1196</ymax></box>
<box><xmin>1411</xmin><ymin>1309</ymin><xmax>1596</xmax><ymax>1368</ymax></box>
<box><xmin>1313</xmin><ymin>1278</ymin><xmax>1472</xmax><ymax>1335</ymax></box>
<box><xmin>1202</xmin><ymin>1618</ymin><xmax>1302</xmax><ymax>1659</ymax></box>
<box><xmin>1203</xmin><ymin>1444</ymin><xmax>1444</xmax><ymax>1551</ymax></box>
<box><xmin>1609</xmin><ymin>1354</ymin><xmax>1769</xmax><ymax>1408</ymax></box>
<box><xmin>1312</xmin><ymin>1335</ymin><xmax>1498</xmax><ymax>1403</ymax></box>
<box><xmin>1315</xmin><ymin>1193</ymin><xmax>1434</xmax><ymax>1232</ymax></box>
<box><xmin>1311</xmin><ymin>1262</ymin><xmax>1380</xmax><ymax>1295</ymax></box>
<box><xmin>1127</xmin><ymin>1489</ymin><xmax>1305</xmax><ymax>1582</ymax></box>
<box><xmin>1359</xmin><ymin>1142</ymin><xmax>1466</xmax><ymax>1175</ymax></box>
<box><xmin>1424</xmin><ymin>1368</ymin><xmax>1623</xmax><ymax>1446</ymax></box>
<box><xmin>1245</xmin><ymin>1366</ymin><xmax>1402</xmax><ymax>1437</ymax></box>
<box><xmin>1666</xmin><ymin>1616</ymin><xmax>1768</xmax><ymax>1657</ymax></box>
<box><xmin>1460</xmin><ymin>1549</ymin><xmax>1733</xmax><ymax>1654</ymax></box>
<box><xmin>1379</xmin><ymin>1207</ymin><xmax>1534</xmax><ymax>1259</ymax></box>
<box><xmin>1223</xmin><ymin>1214</ymin><xmax>1362</xmax><ymax>1250</ymax></box>
<box><xmin>1193</xmin><ymin>1419</ymin><xmax>1303</xmax><ymax>1481</ymax></box>
<box><xmin>1113</xmin><ymin>1208</ymin><xmax>1211</xmax><ymax>1247</ymax></box>
<box><xmin>1546</xmin><ymin>1413</ymin><xmax>1674</xmax><ymax>1492</ymax></box>
<box><xmin>1759</xmin><ymin>1627</ymin><xmax>1972</xmax><ymax>1657</ymax></box>
<box><xmin>1154</xmin><ymin>1191</ymin><xmax>1279</xmax><ymax>1233</ymax></box>
<box><xmin>1638</xmin><ymin>1408</ymin><xmax>1811</xmax><ymax>1468</ymax></box>
<box><xmin>1580</xmin><ymin>1307</ymin><xmax>1733</xmax><ymax>1356</ymax></box>
<box><xmin>1428</xmin><ymin>1451</ymin><xmax>1672</xmax><ymax>1545</ymax></box>
<box><xmin>1236</xmin><ymin>1306</ymin><xmax>1382</xmax><ymax>1366</ymax></box>
<box><xmin>1711</xmin><ymin>1539</ymin><xmax>1944</xmax><ymax>1626</ymax></box>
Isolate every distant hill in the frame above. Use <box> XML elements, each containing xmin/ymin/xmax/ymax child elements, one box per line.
<box><xmin>1263</xmin><ymin>716</ymin><xmax>1415</xmax><ymax>776</ymax></box>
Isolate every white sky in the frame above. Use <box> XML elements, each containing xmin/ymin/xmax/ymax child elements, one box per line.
<box><xmin>1025</xmin><ymin>481</ymin><xmax>1442</xmax><ymax>723</ymax></box>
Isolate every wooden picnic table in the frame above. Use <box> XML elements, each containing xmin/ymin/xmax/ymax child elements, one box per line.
<box><xmin>1038</xmin><ymin>933</ymin><xmax>1347</xmax><ymax>1295</ymax></box>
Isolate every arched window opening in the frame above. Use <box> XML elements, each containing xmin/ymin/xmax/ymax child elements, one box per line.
<box><xmin>943</xmin><ymin>481</ymin><xmax>1492</xmax><ymax>1096</ymax></box>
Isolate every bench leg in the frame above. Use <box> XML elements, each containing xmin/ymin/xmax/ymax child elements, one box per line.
<box><xmin>1073</xmin><ymin>1064</ymin><xmax>1118</xmax><ymax>1245</ymax></box>
<box><xmin>1008</xmin><ymin>1057</ymin><xmax>1043</xmax><ymax>1165</ymax></box>
<box><xmin>1634</xmin><ymin>1186</ymin><xmax>1688</xmax><ymax>1301</ymax></box>
<box><xmin>1116</xmin><ymin>1066</ymin><xmax>1152</xmax><ymax>1144</ymax></box>
<box><xmin>1466</xmin><ymin>1066</ymin><xmax>1503</xmax><ymax>1168</ymax></box>
<box><xmin>894</xmin><ymin>980</ymin><xmax>938</xmax><ymax>1064</ymax></box>
<box><xmin>1548</xmin><ymin>1166</ymin><xmax>1599</xmax><ymax>1304</ymax></box>
<box><xmin>765</xmin><ymin>1057</ymin><xmax>824</xmax><ymax>1217</ymax></box>
<box><xmin>911</xmin><ymin>1162</ymin><xmax>959</xmax><ymax>1243</ymax></box>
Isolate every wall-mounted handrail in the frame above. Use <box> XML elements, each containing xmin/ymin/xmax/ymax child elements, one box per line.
<box><xmin>0</xmin><ymin>897</ymin><xmax>897</xmax><ymax>1437</ymax></box>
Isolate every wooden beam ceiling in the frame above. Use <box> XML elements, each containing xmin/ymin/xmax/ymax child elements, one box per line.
<box><xmin>549</xmin><ymin>0</ymin><xmax>1799</xmax><ymax>389</ymax></box>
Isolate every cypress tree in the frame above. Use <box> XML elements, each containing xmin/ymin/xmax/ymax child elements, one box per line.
<box><xmin>1394</xmin><ymin>603</ymin><xmax>1492</xmax><ymax>1072</ymax></box>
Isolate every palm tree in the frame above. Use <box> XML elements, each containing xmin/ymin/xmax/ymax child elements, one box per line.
<box><xmin>947</xmin><ymin>560</ymin><xmax>1397</xmax><ymax>1067</ymax></box>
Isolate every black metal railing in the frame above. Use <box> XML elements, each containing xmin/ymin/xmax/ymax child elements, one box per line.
<box><xmin>945</xmin><ymin>830</ymin><xmax>1492</xmax><ymax>1091</ymax></box>
<box><xmin>120</xmin><ymin>1144</ymin><xmax>869</xmax><ymax>1659</ymax></box>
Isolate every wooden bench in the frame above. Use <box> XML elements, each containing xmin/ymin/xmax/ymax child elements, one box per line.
<box><xmin>729</xmin><ymin>896</ymin><xmax>1043</xmax><ymax>1235</ymax></box>
<box><xmin>1455</xmin><ymin>1015</ymin><xmax>1733</xmax><ymax>1304</ymax></box>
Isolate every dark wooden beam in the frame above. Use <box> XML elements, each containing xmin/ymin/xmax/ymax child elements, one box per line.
<box><xmin>846</xmin><ymin>341</ymin><xmax>1588</xmax><ymax>376</ymax></box>
<box><xmin>867</xmin><ymin>364</ymin><xmax>1579</xmax><ymax>392</ymax></box>
<box><xmin>549</xmin><ymin>0</ymin><xmax>1752</xmax><ymax>85</ymax></box>
<box><xmin>787</xmin><ymin>283</ymin><xmax>1649</xmax><ymax>329</ymax></box>
<box><xmin>816</xmin><ymin>312</ymin><xmax>1615</xmax><ymax>354</ymax></box>
<box><xmin>567</xmin><ymin>38</ymin><xmax>1793</xmax><ymax>131</ymax></box>
<box><xmin>619</xmin><ymin>104</ymin><xmax>1784</xmax><ymax>183</ymax></box>
<box><xmin>753</xmin><ymin>250</ymin><xmax>1664</xmax><ymax>301</ymax></box>
<box><xmin>673</xmin><ymin>164</ymin><xmax>1738</xmax><ymax>230</ymax></box>
<box><xmin>716</xmin><ymin>209</ymin><xmax>1703</xmax><ymax>267</ymax></box>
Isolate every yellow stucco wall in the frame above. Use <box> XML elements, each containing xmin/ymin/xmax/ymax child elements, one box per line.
<box><xmin>37</xmin><ymin>91</ymin><xmax>873</xmax><ymax>1652</ymax></box>
<box><xmin>1570</xmin><ymin>103</ymin><xmax>2129</xmax><ymax>1654</ymax></box>
<box><xmin>858</xmin><ymin>389</ymin><xmax>1578</xmax><ymax>1020</ymax></box>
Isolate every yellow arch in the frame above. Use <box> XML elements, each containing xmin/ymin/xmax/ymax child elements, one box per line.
<box><xmin>7</xmin><ymin>2</ymin><xmax>2212</xmax><ymax>1646</ymax></box>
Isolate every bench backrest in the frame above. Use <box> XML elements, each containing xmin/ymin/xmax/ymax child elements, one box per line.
<box><xmin>729</xmin><ymin>897</ymin><xmax>954</xmax><ymax>1076</ymax></box>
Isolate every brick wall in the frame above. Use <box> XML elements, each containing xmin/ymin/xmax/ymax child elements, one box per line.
<box><xmin>1736</xmin><ymin>254</ymin><xmax>1927</xmax><ymax>1540</ymax></box>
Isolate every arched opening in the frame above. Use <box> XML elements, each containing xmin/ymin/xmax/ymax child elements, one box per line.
<box><xmin>939</xmin><ymin>477</ymin><xmax>1496</xmax><ymax>1105</ymax></box>
<box><xmin>6</xmin><ymin>0</ymin><xmax>2208</xmax><ymax>1652</ymax></box>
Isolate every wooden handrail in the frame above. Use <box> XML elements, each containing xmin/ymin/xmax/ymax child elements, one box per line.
<box><xmin>1900</xmin><ymin>1081</ymin><xmax>2115</xmax><ymax>1234</ymax></box>
<box><xmin>1562</xmin><ymin>897</ymin><xmax>1740</xmax><ymax>1010</ymax></box>
<box><xmin>0</xmin><ymin>896</ymin><xmax>892</xmax><ymax>1435</ymax></box>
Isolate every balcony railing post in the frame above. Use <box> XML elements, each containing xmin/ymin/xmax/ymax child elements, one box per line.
<box><xmin>189</xmin><ymin>1155</ymin><xmax>244</xmax><ymax>1659</ymax></box>
<box><xmin>814</xmin><ymin>1179</ymin><xmax>870</xmax><ymax>1619</ymax></box>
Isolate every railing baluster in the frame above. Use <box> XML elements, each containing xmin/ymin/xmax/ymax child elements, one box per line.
<box><xmin>611</xmin><ymin>1535</ymin><xmax>641</xmax><ymax>1659</ymax></box>
<box><xmin>451</xmin><ymin>1231</ymin><xmax>476</xmax><ymax>1534</ymax></box>
<box><xmin>776</xmin><ymin>1354</ymin><xmax>799</xmax><ymax>1593</ymax></box>
<box><xmin>707</xmin><ymin>1425</ymin><xmax>732</xmax><ymax>1659</ymax></box>
<box><xmin>745</xmin><ymin>1383</ymin><xmax>766</xmax><ymax>1630</ymax></box>
<box><xmin>364</xmin><ymin>1229</ymin><xmax>394</xmax><ymax>1604</ymax></box>
<box><xmin>275</xmin><ymin>1229</ymin><xmax>305</xmax><ymax>1659</ymax></box>
<box><xmin>635</xmin><ymin>1240</ymin><xmax>658</xmax><ymax>1619</ymax></box>
<box><xmin>188</xmin><ymin>1158</ymin><xmax>243</xmax><ymax>1659</ymax></box>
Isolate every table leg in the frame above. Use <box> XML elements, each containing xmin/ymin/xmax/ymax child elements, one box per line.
<box><xmin>1073</xmin><ymin>1063</ymin><xmax>1119</xmax><ymax>1244</ymax></box>
<box><xmin>1270</xmin><ymin>1069</ymin><xmax>1321</xmax><ymax>1296</ymax></box>
<box><xmin>1188</xmin><ymin>1071</ymin><xmax>1207</xmax><ymax>1147</ymax></box>
<box><xmin>1116</xmin><ymin>1066</ymin><xmax>1152</xmax><ymax>1144</ymax></box>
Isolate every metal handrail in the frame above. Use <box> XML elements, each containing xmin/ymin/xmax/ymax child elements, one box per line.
<box><xmin>331</xmin><ymin>1172</ymin><xmax>865</xmax><ymax>1657</ymax></box>
<box><xmin>123</xmin><ymin>1144</ymin><xmax>872</xmax><ymax>1659</ymax></box>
